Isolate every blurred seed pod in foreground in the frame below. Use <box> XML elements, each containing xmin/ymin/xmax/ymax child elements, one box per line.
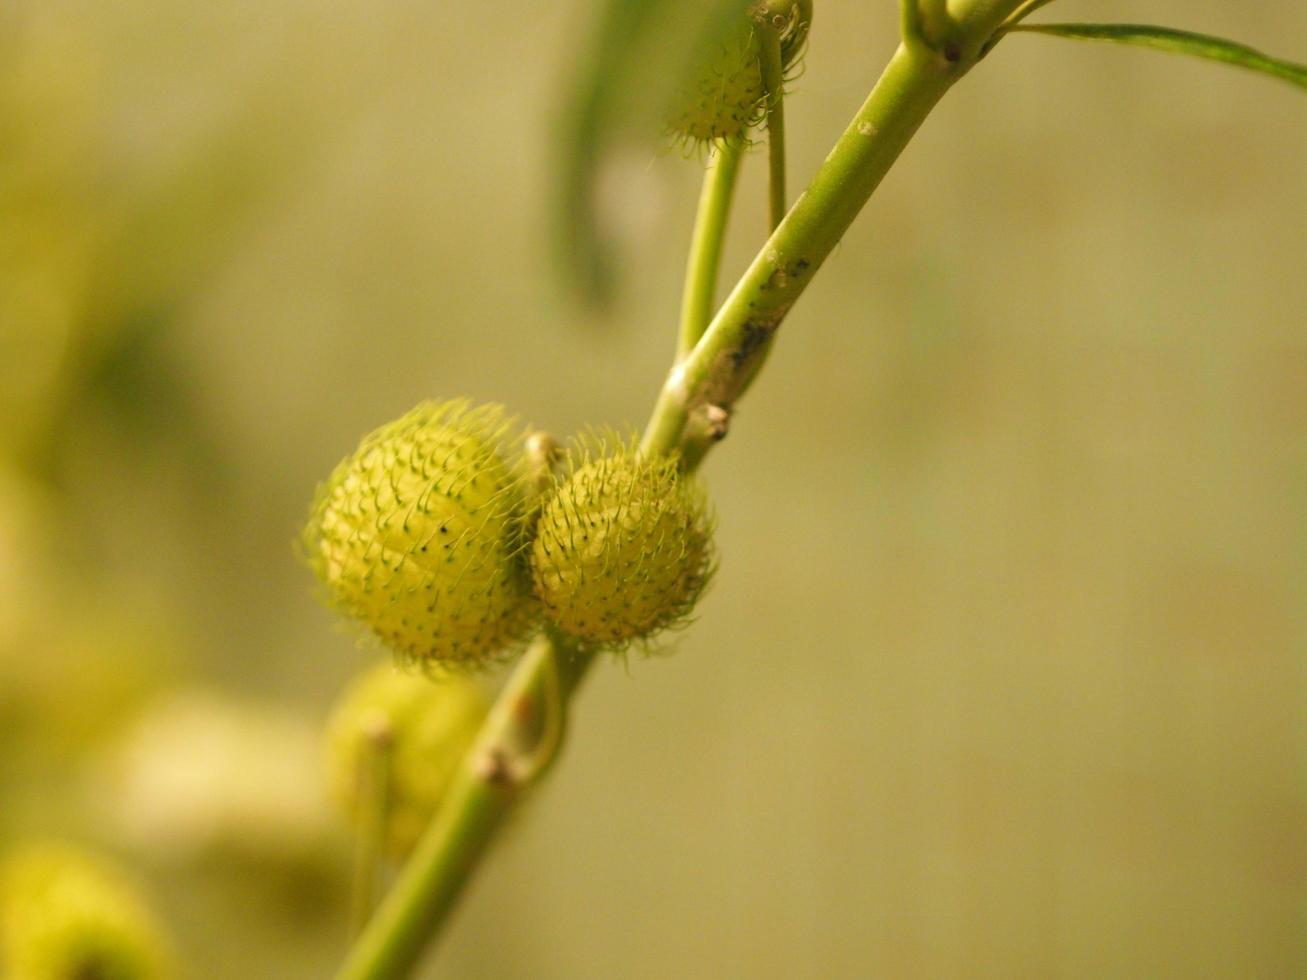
<box><xmin>324</xmin><ymin>661</ymin><xmax>487</xmax><ymax>857</ymax></box>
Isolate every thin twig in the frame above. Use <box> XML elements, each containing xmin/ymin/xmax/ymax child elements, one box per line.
<box><xmin>349</xmin><ymin>717</ymin><xmax>394</xmax><ymax>938</ymax></box>
<box><xmin>757</xmin><ymin>25</ymin><xmax>787</xmax><ymax>232</ymax></box>
<box><xmin>677</xmin><ymin>139</ymin><xmax>743</xmax><ymax>361</ymax></box>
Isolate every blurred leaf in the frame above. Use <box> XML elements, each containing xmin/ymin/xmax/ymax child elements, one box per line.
<box><xmin>555</xmin><ymin>0</ymin><xmax>751</xmax><ymax>310</ymax></box>
<box><xmin>1010</xmin><ymin>23</ymin><xmax>1307</xmax><ymax>91</ymax></box>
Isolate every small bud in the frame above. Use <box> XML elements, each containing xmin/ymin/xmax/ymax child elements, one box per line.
<box><xmin>302</xmin><ymin>400</ymin><xmax>537</xmax><ymax>670</ymax></box>
<box><xmin>0</xmin><ymin>843</ymin><xmax>176</xmax><ymax>980</ymax></box>
<box><xmin>325</xmin><ymin>661</ymin><xmax>487</xmax><ymax>857</ymax></box>
<box><xmin>531</xmin><ymin>439</ymin><xmax>715</xmax><ymax>648</ymax></box>
<box><xmin>668</xmin><ymin>0</ymin><xmax>813</xmax><ymax>145</ymax></box>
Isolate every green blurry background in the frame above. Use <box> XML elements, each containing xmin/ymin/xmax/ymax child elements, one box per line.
<box><xmin>3</xmin><ymin>1</ymin><xmax>1305</xmax><ymax>976</ymax></box>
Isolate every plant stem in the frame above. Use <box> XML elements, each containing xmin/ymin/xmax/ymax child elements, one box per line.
<box><xmin>725</xmin><ymin>10</ymin><xmax>797</xmax><ymax>415</ymax></box>
<box><xmin>980</xmin><ymin>0</ymin><xmax>1059</xmax><ymax>54</ymax></box>
<box><xmin>1004</xmin><ymin>0</ymin><xmax>1059</xmax><ymax>26</ymax></box>
<box><xmin>758</xmin><ymin>26</ymin><xmax>787</xmax><ymax>233</ymax></box>
<box><xmin>334</xmin><ymin>636</ymin><xmax>593</xmax><ymax>980</ymax></box>
<box><xmin>676</xmin><ymin>139</ymin><xmax>743</xmax><ymax>361</ymax></box>
<box><xmin>349</xmin><ymin>719</ymin><xmax>394</xmax><ymax>937</ymax></box>
<box><xmin>901</xmin><ymin>0</ymin><xmax>926</xmax><ymax>48</ymax></box>
<box><xmin>726</xmin><ymin>15</ymin><xmax>789</xmax><ymax>416</ymax></box>
<box><xmin>335</xmin><ymin>4</ymin><xmax>1025</xmax><ymax>976</ymax></box>
<box><xmin>641</xmin><ymin>40</ymin><xmax>963</xmax><ymax>467</ymax></box>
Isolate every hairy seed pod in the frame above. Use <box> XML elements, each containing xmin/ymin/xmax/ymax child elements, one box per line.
<box><xmin>302</xmin><ymin>400</ymin><xmax>537</xmax><ymax>670</ymax></box>
<box><xmin>325</xmin><ymin>661</ymin><xmax>486</xmax><ymax>857</ymax></box>
<box><xmin>0</xmin><ymin>843</ymin><xmax>176</xmax><ymax>980</ymax></box>
<box><xmin>531</xmin><ymin>441</ymin><xmax>714</xmax><ymax>648</ymax></box>
<box><xmin>668</xmin><ymin>0</ymin><xmax>813</xmax><ymax>144</ymax></box>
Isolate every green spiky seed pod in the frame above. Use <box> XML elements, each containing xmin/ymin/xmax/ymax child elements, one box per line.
<box><xmin>531</xmin><ymin>441</ymin><xmax>714</xmax><ymax>647</ymax></box>
<box><xmin>325</xmin><ymin>661</ymin><xmax>487</xmax><ymax>857</ymax></box>
<box><xmin>303</xmin><ymin>400</ymin><xmax>537</xmax><ymax>670</ymax></box>
<box><xmin>668</xmin><ymin>0</ymin><xmax>812</xmax><ymax>144</ymax></box>
<box><xmin>0</xmin><ymin>843</ymin><xmax>176</xmax><ymax>980</ymax></box>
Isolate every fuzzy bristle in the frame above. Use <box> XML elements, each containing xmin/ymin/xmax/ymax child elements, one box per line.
<box><xmin>669</xmin><ymin>23</ymin><xmax>768</xmax><ymax>144</ymax></box>
<box><xmin>531</xmin><ymin>440</ymin><xmax>715</xmax><ymax>649</ymax></box>
<box><xmin>302</xmin><ymin>400</ymin><xmax>537</xmax><ymax>670</ymax></box>
<box><xmin>667</xmin><ymin>1</ymin><xmax>813</xmax><ymax>145</ymax></box>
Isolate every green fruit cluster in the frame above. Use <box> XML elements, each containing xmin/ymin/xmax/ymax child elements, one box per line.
<box><xmin>303</xmin><ymin>401</ymin><xmax>715</xmax><ymax>668</ymax></box>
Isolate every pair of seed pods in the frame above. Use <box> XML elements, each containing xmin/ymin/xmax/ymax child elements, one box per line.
<box><xmin>303</xmin><ymin>400</ymin><xmax>715</xmax><ymax>669</ymax></box>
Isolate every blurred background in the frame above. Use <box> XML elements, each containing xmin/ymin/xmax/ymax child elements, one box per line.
<box><xmin>2</xmin><ymin>1</ymin><xmax>1305</xmax><ymax>977</ymax></box>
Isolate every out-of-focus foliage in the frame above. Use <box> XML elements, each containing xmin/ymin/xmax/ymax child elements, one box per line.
<box><xmin>1</xmin><ymin>0</ymin><xmax>1305</xmax><ymax>977</ymax></box>
<box><xmin>0</xmin><ymin>11</ymin><xmax>105</xmax><ymax>464</ymax></box>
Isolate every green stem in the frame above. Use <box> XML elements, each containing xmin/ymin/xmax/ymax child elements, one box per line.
<box><xmin>334</xmin><ymin>636</ymin><xmax>593</xmax><ymax>980</ymax></box>
<box><xmin>335</xmin><ymin>4</ymin><xmax>1025</xmax><ymax>976</ymax></box>
<box><xmin>676</xmin><ymin>139</ymin><xmax>744</xmax><ymax>361</ymax></box>
<box><xmin>901</xmin><ymin>0</ymin><xmax>926</xmax><ymax>47</ymax></box>
<box><xmin>980</xmin><ymin>0</ymin><xmax>1058</xmax><ymax>53</ymax></box>
<box><xmin>349</xmin><ymin>718</ymin><xmax>394</xmax><ymax>938</ymax></box>
<box><xmin>758</xmin><ymin>25</ymin><xmax>787</xmax><ymax>232</ymax></box>
<box><xmin>912</xmin><ymin>1</ymin><xmax>952</xmax><ymax>53</ymax></box>
<box><xmin>726</xmin><ymin>14</ymin><xmax>789</xmax><ymax>420</ymax></box>
<box><xmin>999</xmin><ymin>0</ymin><xmax>1058</xmax><ymax>31</ymax></box>
<box><xmin>641</xmin><ymin>40</ymin><xmax>963</xmax><ymax>467</ymax></box>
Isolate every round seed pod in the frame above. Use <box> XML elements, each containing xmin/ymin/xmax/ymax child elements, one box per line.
<box><xmin>668</xmin><ymin>0</ymin><xmax>813</xmax><ymax>145</ymax></box>
<box><xmin>302</xmin><ymin>400</ymin><xmax>537</xmax><ymax>670</ymax></box>
<box><xmin>325</xmin><ymin>661</ymin><xmax>486</xmax><ymax>857</ymax></box>
<box><xmin>531</xmin><ymin>440</ymin><xmax>714</xmax><ymax>648</ymax></box>
<box><xmin>0</xmin><ymin>843</ymin><xmax>176</xmax><ymax>980</ymax></box>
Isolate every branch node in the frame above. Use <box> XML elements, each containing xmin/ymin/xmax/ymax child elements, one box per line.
<box><xmin>474</xmin><ymin>748</ymin><xmax>517</xmax><ymax>787</ymax></box>
<box><xmin>703</xmin><ymin>405</ymin><xmax>730</xmax><ymax>442</ymax></box>
<box><xmin>359</xmin><ymin>711</ymin><xmax>395</xmax><ymax>750</ymax></box>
